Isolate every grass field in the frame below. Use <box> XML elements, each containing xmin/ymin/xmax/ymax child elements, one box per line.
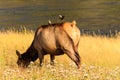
<box><xmin>0</xmin><ymin>30</ymin><xmax>120</xmax><ymax>80</ymax></box>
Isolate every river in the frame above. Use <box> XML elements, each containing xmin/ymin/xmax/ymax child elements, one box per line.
<box><xmin>0</xmin><ymin>0</ymin><xmax>120</xmax><ymax>31</ymax></box>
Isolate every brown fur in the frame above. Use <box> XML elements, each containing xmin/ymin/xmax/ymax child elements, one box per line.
<box><xmin>16</xmin><ymin>21</ymin><xmax>81</xmax><ymax>68</ymax></box>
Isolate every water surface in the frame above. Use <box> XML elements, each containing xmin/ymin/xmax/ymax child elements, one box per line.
<box><xmin>0</xmin><ymin>0</ymin><xmax>120</xmax><ymax>31</ymax></box>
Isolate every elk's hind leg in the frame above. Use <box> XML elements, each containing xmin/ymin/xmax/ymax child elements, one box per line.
<box><xmin>64</xmin><ymin>49</ymin><xmax>81</xmax><ymax>69</ymax></box>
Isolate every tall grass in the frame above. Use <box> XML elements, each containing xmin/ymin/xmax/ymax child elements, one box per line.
<box><xmin>79</xmin><ymin>35</ymin><xmax>120</xmax><ymax>67</ymax></box>
<box><xmin>0</xmin><ymin>30</ymin><xmax>120</xmax><ymax>80</ymax></box>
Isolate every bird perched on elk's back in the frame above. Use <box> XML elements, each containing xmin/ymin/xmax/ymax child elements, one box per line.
<box><xmin>59</xmin><ymin>15</ymin><xmax>65</xmax><ymax>22</ymax></box>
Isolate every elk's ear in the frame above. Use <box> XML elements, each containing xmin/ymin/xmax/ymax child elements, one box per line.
<box><xmin>16</xmin><ymin>50</ymin><xmax>21</xmax><ymax>58</ymax></box>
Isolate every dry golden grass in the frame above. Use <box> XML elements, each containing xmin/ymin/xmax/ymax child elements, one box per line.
<box><xmin>79</xmin><ymin>35</ymin><xmax>120</xmax><ymax>67</ymax></box>
<box><xmin>0</xmin><ymin>30</ymin><xmax>120</xmax><ymax>80</ymax></box>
